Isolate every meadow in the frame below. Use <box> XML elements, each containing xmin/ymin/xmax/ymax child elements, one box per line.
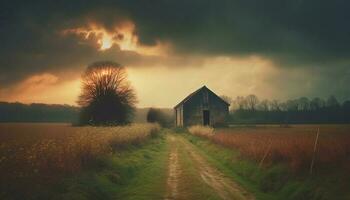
<box><xmin>188</xmin><ymin>125</ymin><xmax>350</xmax><ymax>172</ymax></box>
<box><xmin>0</xmin><ymin>123</ymin><xmax>161</xmax><ymax>199</ymax></box>
<box><xmin>187</xmin><ymin>125</ymin><xmax>350</xmax><ymax>199</ymax></box>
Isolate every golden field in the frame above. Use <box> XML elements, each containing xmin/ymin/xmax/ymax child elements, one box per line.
<box><xmin>189</xmin><ymin>125</ymin><xmax>350</xmax><ymax>172</ymax></box>
<box><xmin>0</xmin><ymin>123</ymin><xmax>160</xmax><ymax>185</ymax></box>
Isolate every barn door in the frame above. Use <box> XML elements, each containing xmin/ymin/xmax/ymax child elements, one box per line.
<box><xmin>203</xmin><ymin>110</ymin><xmax>210</xmax><ymax>126</ymax></box>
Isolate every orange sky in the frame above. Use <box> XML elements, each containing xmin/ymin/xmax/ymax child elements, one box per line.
<box><xmin>1</xmin><ymin>1</ymin><xmax>350</xmax><ymax>108</ymax></box>
<box><xmin>0</xmin><ymin>20</ymin><xmax>329</xmax><ymax>107</ymax></box>
<box><xmin>0</xmin><ymin>55</ymin><xmax>293</xmax><ymax>108</ymax></box>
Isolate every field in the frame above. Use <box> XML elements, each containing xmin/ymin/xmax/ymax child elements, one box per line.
<box><xmin>187</xmin><ymin>124</ymin><xmax>350</xmax><ymax>199</ymax></box>
<box><xmin>2</xmin><ymin>123</ymin><xmax>350</xmax><ymax>200</ymax></box>
<box><xmin>0</xmin><ymin>123</ymin><xmax>161</xmax><ymax>199</ymax></box>
<box><xmin>189</xmin><ymin>125</ymin><xmax>350</xmax><ymax>171</ymax></box>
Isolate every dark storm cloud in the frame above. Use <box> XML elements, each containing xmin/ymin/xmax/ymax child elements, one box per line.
<box><xmin>120</xmin><ymin>0</ymin><xmax>350</xmax><ymax>66</ymax></box>
<box><xmin>0</xmin><ymin>0</ymin><xmax>127</xmax><ymax>85</ymax></box>
<box><xmin>0</xmin><ymin>0</ymin><xmax>349</xmax><ymax>88</ymax></box>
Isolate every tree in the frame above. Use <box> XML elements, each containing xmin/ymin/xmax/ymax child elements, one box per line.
<box><xmin>286</xmin><ymin>99</ymin><xmax>299</xmax><ymax>111</ymax></box>
<box><xmin>258</xmin><ymin>99</ymin><xmax>270</xmax><ymax>111</ymax></box>
<box><xmin>326</xmin><ymin>95</ymin><xmax>340</xmax><ymax>108</ymax></box>
<box><xmin>245</xmin><ymin>94</ymin><xmax>259</xmax><ymax>111</ymax></box>
<box><xmin>235</xmin><ymin>96</ymin><xmax>247</xmax><ymax>110</ymax></box>
<box><xmin>269</xmin><ymin>99</ymin><xmax>280</xmax><ymax>111</ymax></box>
<box><xmin>343</xmin><ymin>100</ymin><xmax>350</xmax><ymax>111</ymax></box>
<box><xmin>146</xmin><ymin>108</ymin><xmax>172</xmax><ymax>127</ymax></box>
<box><xmin>77</xmin><ymin>61</ymin><xmax>137</xmax><ymax>125</ymax></box>
<box><xmin>279</xmin><ymin>102</ymin><xmax>288</xmax><ymax>111</ymax></box>
<box><xmin>310</xmin><ymin>97</ymin><xmax>325</xmax><ymax>110</ymax></box>
<box><xmin>220</xmin><ymin>95</ymin><xmax>233</xmax><ymax>110</ymax></box>
<box><xmin>297</xmin><ymin>97</ymin><xmax>310</xmax><ymax>111</ymax></box>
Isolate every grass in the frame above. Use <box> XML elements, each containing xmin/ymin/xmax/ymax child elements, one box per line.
<box><xmin>0</xmin><ymin>123</ymin><xmax>161</xmax><ymax>200</ymax></box>
<box><xmin>185</xmin><ymin>125</ymin><xmax>350</xmax><ymax>200</ymax></box>
<box><xmin>188</xmin><ymin>125</ymin><xmax>214</xmax><ymax>138</ymax></box>
<box><xmin>189</xmin><ymin>125</ymin><xmax>350</xmax><ymax>171</ymax></box>
<box><xmin>57</xmin><ymin>132</ymin><xmax>169</xmax><ymax>200</ymax></box>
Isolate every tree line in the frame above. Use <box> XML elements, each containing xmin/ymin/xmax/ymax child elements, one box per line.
<box><xmin>221</xmin><ymin>95</ymin><xmax>350</xmax><ymax>124</ymax></box>
<box><xmin>0</xmin><ymin>102</ymin><xmax>79</xmax><ymax>123</ymax></box>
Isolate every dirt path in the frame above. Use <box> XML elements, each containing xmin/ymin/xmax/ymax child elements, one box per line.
<box><xmin>164</xmin><ymin>136</ymin><xmax>180</xmax><ymax>200</ymax></box>
<box><xmin>164</xmin><ymin>134</ymin><xmax>254</xmax><ymax>200</ymax></box>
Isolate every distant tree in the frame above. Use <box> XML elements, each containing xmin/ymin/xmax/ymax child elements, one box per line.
<box><xmin>258</xmin><ymin>99</ymin><xmax>270</xmax><ymax>111</ymax></box>
<box><xmin>326</xmin><ymin>95</ymin><xmax>340</xmax><ymax>108</ymax></box>
<box><xmin>270</xmin><ymin>99</ymin><xmax>280</xmax><ymax>111</ymax></box>
<box><xmin>279</xmin><ymin>102</ymin><xmax>288</xmax><ymax>111</ymax></box>
<box><xmin>235</xmin><ymin>96</ymin><xmax>246</xmax><ymax>110</ymax></box>
<box><xmin>220</xmin><ymin>95</ymin><xmax>233</xmax><ymax>110</ymax></box>
<box><xmin>77</xmin><ymin>61</ymin><xmax>137</xmax><ymax>125</ymax></box>
<box><xmin>245</xmin><ymin>94</ymin><xmax>259</xmax><ymax>111</ymax></box>
<box><xmin>146</xmin><ymin>108</ymin><xmax>172</xmax><ymax>127</ymax></box>
<box><xmin>227</xmin><ymin>95</ymin><xmax>350</xmax><ymax>124</ymax></box>
<box><xmin>310</xmin><ymin>97</ymin><xmax>325</xmax><ymax>110</ymax></box>
<box><xmin>286</xmin><ymin>99</ymin><xmax>299</xmax><ymax>111</ymax></box>
<box><xmin>297</xmin><ymin>97</ymin><xmax>310</xmax><ymax>111</ymax></box>
<box><xmin>343</xmin><ymin>100</ymin><xmax>350</xmax><ymax>111</ymax></box>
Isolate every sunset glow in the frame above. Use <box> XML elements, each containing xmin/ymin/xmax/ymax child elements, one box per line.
<box><xmin>100</xmin><ymin>34</ymin><xmax>113</xmax><ymax>50</ymax></box>
<box><xmin>63</xmin><ymin>21</ymin><xmax>168</xmax><ymax>56</ymax></box>
<box><xmin>0</xmin><ymin>73</ymin><xmax>80</xmax><ymax>104</ymax></box>
<box><xmin>1</xmin><ymin>1</ymin><xmax>349</xmax><ymax>108</ymax></box>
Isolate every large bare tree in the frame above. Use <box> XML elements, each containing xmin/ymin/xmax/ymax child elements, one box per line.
<box><xmin>78</xmin><ymin>61</ymin><xmax>137</xmax><ymax>125</ymax></box>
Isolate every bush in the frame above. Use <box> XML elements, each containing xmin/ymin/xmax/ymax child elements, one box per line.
<box><xmin>188</xmin><ymin>125</ymin><xmax>214</xmax><ymax>138</ymax></box>
<box><xmin>146</xmin><ymin>108</ymin><xmax>173</xmax><ymax>127</ymax></box>
<box><xmin>78</xmin><ymin>61</ymin><xmax>137</xmax><ymax>125</ymax></box>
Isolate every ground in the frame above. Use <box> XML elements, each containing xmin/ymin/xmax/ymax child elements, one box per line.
<box><xmin>4</xmin><ymin>124</ymin><xmax>348</xmax><ymax>199</ymax></box>
<box><xmin>40</xmin><ymin>129</ymin><xmax>255</xmax><ymax>200</ymax></box>
<box><xmin>164</xmin><ymin>134</ymin><xmax>254</xmax><ymax>200</ymax></box>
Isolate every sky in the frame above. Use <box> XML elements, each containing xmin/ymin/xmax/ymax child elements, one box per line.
<box><xmin>0</xmin><ymin>0</ymin><xmax>349</xmax><ymax>107</ymax></box>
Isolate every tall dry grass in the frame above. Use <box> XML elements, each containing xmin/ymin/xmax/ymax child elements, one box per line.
<box><xmin>188</xmin><ymin>125</ymin><xmax>214</xmax><ymax>138</ymax></box>
<box><xmin>189</xmin><ymin>125</ymin><xmax>350</xmax><ymax>172</ymax></box>
<box><xmin>0</xmin><ymin>123</ymin><xmax>160</xmax><ymax>188</ymax></box>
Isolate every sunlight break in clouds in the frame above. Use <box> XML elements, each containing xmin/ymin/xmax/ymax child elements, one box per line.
<box><xmin>0</xmin><ymin>73</ymin><xmax>80</xmax><ymax>104</ymax></box>
<box><xmin>63</xmin><ymin>21</ymin><xmax>169</xmax><ymax>56</ymax></box>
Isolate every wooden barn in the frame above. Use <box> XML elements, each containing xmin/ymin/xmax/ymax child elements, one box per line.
<box><xmin>174</xmin><ymin>86</ymin><xmax>230</xmax><ymax>127</ymax></box>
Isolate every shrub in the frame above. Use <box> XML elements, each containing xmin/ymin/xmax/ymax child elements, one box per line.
<box><xmin>78</xmin><ymin>61</ymin><xmax>137</xmax><ymax>125</ymax></box>
<box><xmin>188</xmin><ymin>125</ymin><xmax>214</xmax><ymax>138</ymax></box>
<box><xmin>146</xmin><ymin>108</ymin><xmax>173</xmax><ymax>127</ymax></box>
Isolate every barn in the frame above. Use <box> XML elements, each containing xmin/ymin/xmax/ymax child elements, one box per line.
<box><xmin>174</xmin><ymin>86</ymin><xmax>230</xmax><ymax>127</ymax></box>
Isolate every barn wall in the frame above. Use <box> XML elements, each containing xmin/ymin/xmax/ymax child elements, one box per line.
<box><xmin>175</xmin><ymin>105</ymin><xmax>184</xmax><ymax>126</ymax></box>
<box><xmin>182</xmin><ymin>88</ymin><xmax>229</xmax><ymax>126</ymax></box>
<box><xmin>183</xmin><ymin>93</ymin><xmax>203</xmax><ymax>126</ymax></box>
<box><xmin>208</xmin><ymin>91</ymin><xmax>229</xmax><ymax>126</ymax></box>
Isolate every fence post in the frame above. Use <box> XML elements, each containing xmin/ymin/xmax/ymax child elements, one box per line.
<box><xmin>309</xmin><ymin>127</ymin><xmax>320</xmax><ymax>175</ymax></box>
<box><xmin>259</xmin><ymin>140</ymin><xmax>272</xmax><ymax>169</ymax></box>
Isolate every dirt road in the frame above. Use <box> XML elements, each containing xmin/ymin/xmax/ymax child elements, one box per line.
<box><xmin>164</xmin><ymin>134</ymin><xmax>254</xmax><ymax>200</ymax></box>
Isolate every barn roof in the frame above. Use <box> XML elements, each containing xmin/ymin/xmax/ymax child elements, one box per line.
<box><xmin>174</xmin><ymin>86</ymin><xmax>230</xmax><ymax>108</ymax></box>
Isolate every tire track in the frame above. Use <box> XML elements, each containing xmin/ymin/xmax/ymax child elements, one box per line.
<box><xmin>165</xmin><ymin>134</ymin><xmax>254</xmax><ymax>200</ymax></box>
<box><xmin>164</xmin><ymin>136</ymin><xmax>180</xmax><ymax>200</ymax></box>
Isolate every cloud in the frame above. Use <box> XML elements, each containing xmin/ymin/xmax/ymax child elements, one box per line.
<box><xmin>128</xmin><ymin>56</ymin><xmax>350</xmax><ymax>107</ymax></box>
<box><xmin>0</xmin><ymin>0</ymin><xmax>349</xmax><ymax>105</ymax></box>
<box><xmin>0</xmin><ymin>73</ymin><xmax>79</xmax><ymax>104</ymax></box>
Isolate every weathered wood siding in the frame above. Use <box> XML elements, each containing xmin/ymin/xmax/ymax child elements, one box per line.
<box><xmin>182</xmin><ymin>88</ymin><xmax>228</xmax><ymax>126</ymax></box>
<box><xmin>175</xmin><ymin>104</ymin><xmax>184</xmax><ymax>126</ymax></box>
